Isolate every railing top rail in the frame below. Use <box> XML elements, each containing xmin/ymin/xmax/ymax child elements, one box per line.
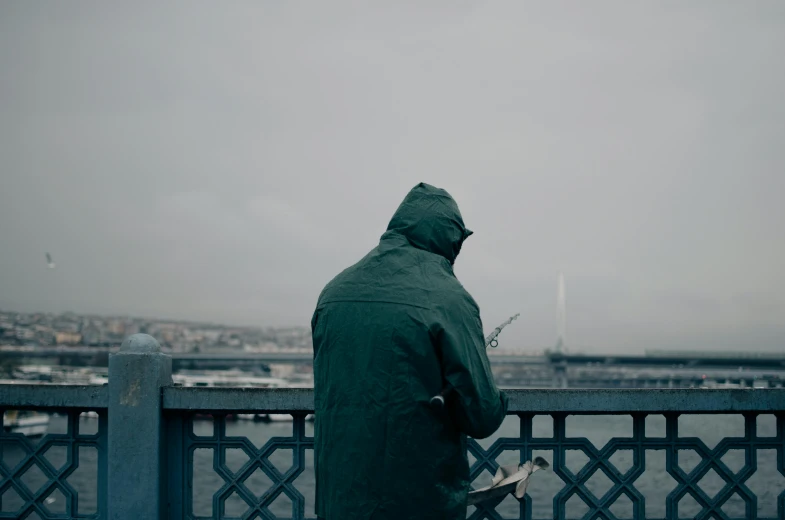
<box><xmin>505</xmin><ymin>387</ymin><xmax>785</xmax><ymax>413</ymax></box>
<box><xmin>163</xmin><ymin>386</ymin><xmax>312</xmax><ymax>412</ymax></box>
<box><xmin>3</xmin><ymin>384</ymin><xmax>783</xmax><ymax>413</ymax></box>
<box><xmin>0</xmin><ymin>383</ymin><xmax>109</xmax><ymax>409</ymax></box>
<box><xmin>160</xmin><ymin>387</ymin><xmax>785</xmax><ymax>413</ymax></box>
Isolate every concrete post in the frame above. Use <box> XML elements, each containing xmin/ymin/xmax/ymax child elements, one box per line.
<box><xmin>107</xmin><ymin>334</ymin><xmax>172</xmax><ymax>519</ymax></box>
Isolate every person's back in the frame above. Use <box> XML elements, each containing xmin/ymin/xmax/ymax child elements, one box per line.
<box><xmin>311</xmin><ymin>182</ymin><xmax>508</xmax><ymax>520</ymax></box>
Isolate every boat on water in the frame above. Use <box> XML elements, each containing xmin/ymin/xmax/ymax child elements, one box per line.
<box><xmin>3</xmin><ymin>410</ymin><xmax>50</xmax><ymax>437</ymax></box>
<box><xmin>258</xmin><ymin>413</ymin><xmax>301</xmax><ymax>422</ymax></box>
<box><xmin>699</xmin><ymin>379</ymin><xmax>745</xmax><ymax>389</ymax></box>
<box><xmin>89</xmin><ymin>375</ymin><xmax>109</xmax><ymax>385</ymax></box>
<box><xmin>172</xmin><ymin>372</ymin><xmax>290</xmax><ymax>389</ymax></box>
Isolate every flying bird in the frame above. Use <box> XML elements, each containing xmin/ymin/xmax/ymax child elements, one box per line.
<box><xmin>46</xmin><ymin>253</ymin><xmax>56</xmax><ymax>269</ymax></box>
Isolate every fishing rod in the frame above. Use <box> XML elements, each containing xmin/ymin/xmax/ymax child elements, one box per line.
<box><xmin>430</xmin><ymin>313</ymin><xmax>520</xmax><ymax>409</ymax></box>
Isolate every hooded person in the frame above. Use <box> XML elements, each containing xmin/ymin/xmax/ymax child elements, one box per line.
<box><xmin>311</xmin><ymin>182</ymin><xmax>509</xmax><ymax>520</ymax></box>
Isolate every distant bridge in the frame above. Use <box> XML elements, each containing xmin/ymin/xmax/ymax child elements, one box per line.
<box><xmin>4</xmin><ymin>346</ymin><xmax>785</xmax><ymax>371</ymax></box>
<box><xmin>173</xmin><ymin>352</ymin><xmax>552</xmax><ymax>365</ymax></box>
<box><xmin>548</xmin><ymin>352</ymin><xmax>785</xmax><ymax>369</ymax></box>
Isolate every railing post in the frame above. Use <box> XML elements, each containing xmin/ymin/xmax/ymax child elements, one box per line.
<box><xmin>107</xmin><ymin>333</ymin><xmax>172</xmax><ymax>519</ymax></box>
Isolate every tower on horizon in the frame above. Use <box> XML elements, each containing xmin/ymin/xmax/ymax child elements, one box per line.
<box><xmin>556</xmin><ymin>273</ymin><xmax>566</xmax><ymax>352</ymax></box>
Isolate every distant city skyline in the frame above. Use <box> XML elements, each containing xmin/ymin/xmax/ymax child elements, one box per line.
<box><xmin>0</xmin><ymin>308</ymin><xmax>312</xmax><ymax>355</ymax></box>
<box><xmin>0</xmin><ymin>305</ymin><xmax>308</xmax><ymax>331</ymax></box>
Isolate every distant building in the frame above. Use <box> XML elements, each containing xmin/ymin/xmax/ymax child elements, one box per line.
<box><xmin>106</xmin><ymin>320</ymin><xmax>126</xmax><ymax>335</ymax></box>
<box><xmin>53</xmin><ymin>320</ymin><xmax>80</xmax><ymax>333</ymax></box>
<box><xmin>81</xmin><ymin>325</ymin><xmax>101</xmax><ymax>346</ymax></box>
<box><xmin>15</xmin><ymin>327</ymin><xmax>35</xmax><ymax>341</ymax></box>
<box><xmin>56</xmin><ymin>331</ymin><xmax>83</xmax><ymax>345</ymax></box>
<box><xmin>124</xmin><ymin>323</ymin><xmax>141</xmax><ymax>336</ymax></box>
<box><xmin>33</xmin><ymin>326</ymin><xmax>56</xmax><ymax>346</ymax></box>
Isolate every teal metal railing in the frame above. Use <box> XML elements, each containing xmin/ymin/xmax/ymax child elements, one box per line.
<box><xmin>2</xmin><ymin>334</ymin><xmax>785</xmax><ymax>519</ymax></box>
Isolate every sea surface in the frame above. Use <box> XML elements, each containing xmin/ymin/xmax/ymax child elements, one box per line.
<box><xmin>2</xmin><ymin>413</ymin><xmax>783</xmax><ymax>519</ymax></box>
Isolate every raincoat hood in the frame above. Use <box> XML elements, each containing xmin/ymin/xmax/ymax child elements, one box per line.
<box><xmin>383</xmin><ymin>182</ymin><xmax>473</xmax><ymax>265</ymax></box>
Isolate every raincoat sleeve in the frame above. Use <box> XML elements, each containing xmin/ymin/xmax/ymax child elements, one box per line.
<box><xmin>437</xmin><ymin>298</ymin><xmax>509</xmax><ymax>439</ymax></box>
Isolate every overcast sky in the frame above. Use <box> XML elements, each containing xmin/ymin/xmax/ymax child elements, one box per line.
<box><xmin>1</xmin><ymin>2</ymin><xmax>783</xmax><ymax>353</ymax></box>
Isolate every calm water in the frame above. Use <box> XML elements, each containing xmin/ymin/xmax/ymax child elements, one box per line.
<box><xmin>2</xmin><ymin>414</ymin><xmax>783</xmax><ymax>519</ymax></box>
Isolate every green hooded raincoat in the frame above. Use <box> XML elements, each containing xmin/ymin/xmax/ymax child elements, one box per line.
<box><xmin>311</xmin><ymin>182</ymin><xmax>509</xmax><ymax>519</ymax></box>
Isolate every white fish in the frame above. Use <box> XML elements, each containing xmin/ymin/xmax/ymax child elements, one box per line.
<box><xmin>46</xmin><ymin>253</ymin><xmax>56</xmax><ymax>269</ymax></box>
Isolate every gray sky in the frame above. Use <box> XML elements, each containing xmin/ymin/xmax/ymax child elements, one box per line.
<box><xmin>1</xmin><ymin>1</ymin><xmax>783</xmax><ymax>353</ymax></box>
